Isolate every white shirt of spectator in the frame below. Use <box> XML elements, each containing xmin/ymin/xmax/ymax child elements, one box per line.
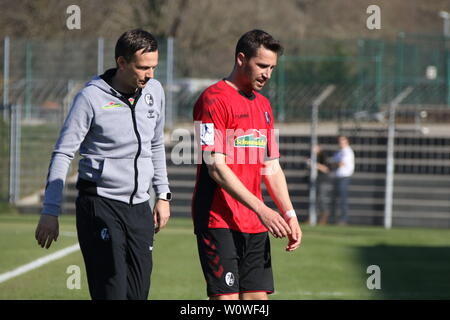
<box><xmin>333</xmin><ymin>146</ymin><xmax>355</xmax><ymax>177</ymax></box>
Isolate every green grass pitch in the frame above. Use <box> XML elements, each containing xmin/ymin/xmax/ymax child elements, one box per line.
<box><xmin>0</xmin><ymin>213</ymin><xmax>449</xmax><ymax>300</ymax></box>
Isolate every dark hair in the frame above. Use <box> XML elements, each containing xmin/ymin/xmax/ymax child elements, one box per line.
<box><xmin>115</xmin><ymin>29</ymin><xmax>158</xmax><ymax>63</ymax></box>
<box><xmin>235</xmin><ymin>29</ymin><xmax>283</xmax><ymax>59</ymax></box>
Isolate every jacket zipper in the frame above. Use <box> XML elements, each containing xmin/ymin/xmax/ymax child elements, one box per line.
<box><xmin>119</xmin><ymin>91</ymin><xmax>142</xmax><ymax>206</ymax></box>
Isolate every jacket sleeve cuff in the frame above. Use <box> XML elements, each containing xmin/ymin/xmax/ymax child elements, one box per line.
<box><xmin>153</xmin><ymin>184</ymin><xmax>170</xmax><ymax>194</ymax></box>
<box><xmin>41</xmin><ymin>204</ymin><xmax>61</xmax><ymax>217</ymax></box>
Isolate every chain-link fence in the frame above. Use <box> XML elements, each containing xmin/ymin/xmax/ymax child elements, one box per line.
<box><xmin>1</xmin><ymin>34</ymin><xmax>450</xmax><ymax>227</ymax></box>
<box><xmin>264</xmin><ymin>34</ymin><xmax>450</xmax><ymax>122</ymax></box>
<box><xmin>0</xmin><ymin>37</ymin><xmax>172</xmax><ymax>202</ymax></box>
<box><xmin>263</xmin><ymin>82</ymin><xmax>450</xmax><ymax>228</ymax></box>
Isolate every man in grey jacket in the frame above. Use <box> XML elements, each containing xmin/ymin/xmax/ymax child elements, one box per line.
<box><xmin>34</xmin><ymin>29</ymin><xmax>171</xmax><ymax>300</ymax></box>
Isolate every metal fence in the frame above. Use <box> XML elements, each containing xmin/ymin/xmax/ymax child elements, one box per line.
<box><xmin>265</xmin><ymin>34</ymin><xmax>450</xmax><ymax>122</ymax></box>
<box><xmin>1</xmin><ymin>34</ymin><xmax>450</xmax><ymax>228</ymax></box>
<box><xmin>0</xmin><ymin>36</ymin><xmax>177</xmax><ymax>202</ymax></box>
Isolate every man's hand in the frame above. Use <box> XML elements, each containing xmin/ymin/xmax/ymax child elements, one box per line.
<box><xmin>35</xmin><ymin>215</ymin><xmax>59</xmax><ymax>249</ymax></box>
<box><xmin>153</xmin><ymin>200</ymin><xmax>171</xmax><ymax>233</ymax></box>
<box><xmin>285</xmin><ymin>217</ymin><xmax>302</xmax><ymax>252</ymax></box>
<box><xmin>257</xmin><ymin>206</ymin><xmax>292</xmax><ymax>239</ymax></box>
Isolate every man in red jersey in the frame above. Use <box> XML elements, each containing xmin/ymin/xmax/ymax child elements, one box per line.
<box><xmin>192</xmin><ymin>29</ymin><xmax>302</xmax><ymax>300</ymax></box>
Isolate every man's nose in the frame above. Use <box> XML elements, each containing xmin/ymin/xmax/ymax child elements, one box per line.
<box><xmin>146</xmin><ymin>69</ymin><xmax>154</xmax><ymax>79</ymax></box>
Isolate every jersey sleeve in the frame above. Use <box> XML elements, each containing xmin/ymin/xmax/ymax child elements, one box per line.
<box><xmin>193</xmin><ymin>93</ymin><xmax>230</xmax><ymax>155</ymax></box>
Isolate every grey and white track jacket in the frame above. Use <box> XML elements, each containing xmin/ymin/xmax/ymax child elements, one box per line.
<box><xmin>42</xmin><ymin>69</ymin><xmax>170</xmax><ymax>216</ymax></box>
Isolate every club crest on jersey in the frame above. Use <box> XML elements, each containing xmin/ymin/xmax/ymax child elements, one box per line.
<box><xmin>200</xmin><ymin>123</ymin><xmax>214</xmax><ymax>146</ymax></box>
<box><xmin>234</xmin><ymin>129</ymin><xmax>267</xmax><ymax>148</ymax></box>
<box><xmin>145</xmin><ymin>94</ymin><xmax>154</xmax><ymax>106</ymax></box>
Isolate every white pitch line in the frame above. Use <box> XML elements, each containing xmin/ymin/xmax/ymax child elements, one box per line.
<box><xmin>60</xmin><ymin>231</ymin><xmax>77</xmax><ymax>237</ymax></box>
<box><xmin>0</xmin><ymin>243</ymin><xmax>80</xmax><ymax>284</ymax></box>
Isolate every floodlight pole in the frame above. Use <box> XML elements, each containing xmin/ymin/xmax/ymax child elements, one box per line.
<box><xmin>384</xmin><ymin>86</ymin><xmax>413</xmax><ymax>229</ymax></box>
<box><xmin>439</xmin><ymin>11</ymin><xmax>450</xmax><ymax>38</ymax></box>
<box><xmin>166</xmin><ymin>37</ymin><xmax>174</xmax><ymax>130</ymax></box>
<box><xmin>309</xmin><ymin>85</ymin><xmax>335</xmax><ymax>226</ymax></box>
<box><xmin>97</xmin><ymin>37</ymin><xmax>104</xmax><ymax>75</ymax></box>
<box><xmin>3</xmin><ymin>37</ymin><xmax>10</xmax><ymax>121</ymax></box>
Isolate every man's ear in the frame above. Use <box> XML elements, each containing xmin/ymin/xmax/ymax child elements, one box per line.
<box><xmin>116</xmin><ymin>56</ymin><xmax>127</xmax><ymax>70</ymax></box>
<box><xmin>236</xmin><ymin>52</ymin><xmax>246</xmax><ymax>67</ymax></box>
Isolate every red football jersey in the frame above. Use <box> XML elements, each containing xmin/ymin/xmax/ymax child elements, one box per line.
<box><xmin>192</xmin><ymin>80</ymin><xmax>280</xmax><ymax>234</ymax></box>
